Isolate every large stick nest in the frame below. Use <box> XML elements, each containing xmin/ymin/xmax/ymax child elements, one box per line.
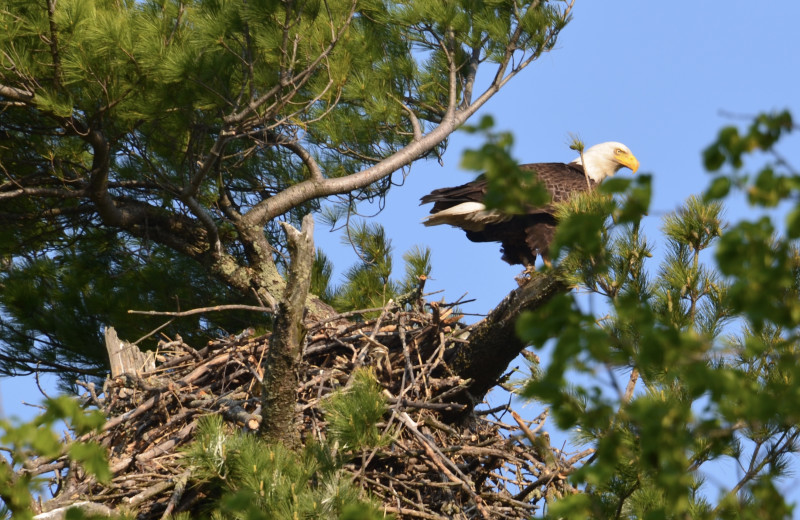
<box><xmin>32</xmin><ymin>303</ymin><xmax>591</xmax><ymax>519</ymax></box>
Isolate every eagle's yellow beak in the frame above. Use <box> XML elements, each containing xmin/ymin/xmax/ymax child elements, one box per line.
<box><xmin>617</xmin><ymin>151</ymin><xmax>639</xmax><ymax>174</ymax></box>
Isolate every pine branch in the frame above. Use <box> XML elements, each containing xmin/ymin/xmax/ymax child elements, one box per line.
<box><xmin>0</xmin><ymin>83</ymin><xmax>34</xmax><ymax>102</ymax></box>
<box><xmin>448</xmin><ymin>270</ymin><xmax>567</xmax><ymax>406</ymax></box>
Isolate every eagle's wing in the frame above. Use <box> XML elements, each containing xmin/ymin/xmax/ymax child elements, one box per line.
<box><xmin>419</xmin><ymin>176</ymin><xmax>489</xmax><ymax>213</ymax></box>
<box><xmin>420</xmin><ymin>162</ymin><xmax>596</xmax><ymax>266</ymax></box>
<box><xmin>521</xmin><ymin>162</ymin><xmax>595</xmax><ymax>210</ymax></box>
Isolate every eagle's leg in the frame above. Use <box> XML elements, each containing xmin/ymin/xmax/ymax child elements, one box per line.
<box><xmin>515</xmin><ymin>257</ymin><xmax>539</xmax><ymax>286</ymax></box>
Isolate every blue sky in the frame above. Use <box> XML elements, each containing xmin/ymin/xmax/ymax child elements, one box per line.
<box><xmin>314</xmin><ymin>0</ymin><xmax>800</xmax><ymax>507</ymax></box>
<box><xmin>3</xmin><ymin>0</ymin><xmax>800</xmax><ymax>511</ymax></box>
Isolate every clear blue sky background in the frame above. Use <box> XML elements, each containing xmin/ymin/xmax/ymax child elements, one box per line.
<box><xmin>3</xmin><ymin>0</ymin><xmax>800</xmax><ymax>511</ymax></box>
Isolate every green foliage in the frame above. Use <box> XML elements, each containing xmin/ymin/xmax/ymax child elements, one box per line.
<box><xmin>703</xmin><ymin>111</ymin><xmax>793</xmax><ymax>172</ymax></box>
<box><xmin>519</xmin><ymin>127</ymin><xmax>800</xmax><ymax>516</ymax></box>
<box><xmin>0</xmin><ymin>0</ymin><xmax>571</xmax><ymax>383</ymax></box>
<box><xmin>184</xmin><ymin>368</ymin><xmax>390</xmax><ymax>519</ymax></box>
<box><xmin>0</xmin><ymin>231</ymin><xmax>253</xmax><ymax>389</ymax></box>
<box><xmin>703</xmin><ymin>110</ymin><xmax>799</xmax><ymax>217</ymax></box>
<box><xmin>331</xmin><ymin>221</ymin><xmax>431</xmax><ymax>312</ymax></box>
<box><xmin>461</xmin><ymin>115</ymin><xmax>552</xmax><ymax>213</ymax></box>
<box><xmin>311</xmin><ymin>249</ymin><xmax>337</xmax><ymax>304</ymax></box>
<box><xmin>323</xmin><ymin>368</ymin><xmax>389</xmax><ymax>452</ymax></box>
<box><xmin>551</xmin><ymin>175</ymin><xmax>653</xmax><ymax>293</ymax></box>
<box><xmin>0</xmin><ymin>396</ymin><xmax>109</xmax><ymax>519</ymax></box>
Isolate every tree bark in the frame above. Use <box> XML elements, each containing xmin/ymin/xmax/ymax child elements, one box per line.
<box><xmin>259</xmin><ymin>214</ymin><xmax>315</xmax><ymax>446</ymax></box>
<box><xmin>448</xmin><ymin>271</ymin><xmax>567</xmax><ymax>409</ymax></box>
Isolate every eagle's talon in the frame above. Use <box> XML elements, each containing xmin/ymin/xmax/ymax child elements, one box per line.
<box><xmin>515</xmin><ymin>268</ymin><xmax>534</xmax><ymax>286</ymax></box>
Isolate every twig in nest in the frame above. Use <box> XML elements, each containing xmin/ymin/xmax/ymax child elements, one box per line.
<box><xmin>386</xmin><ymin>396</ymin><xmax>466</xmax><ymax>413</ymax></box>
<box><xmin>159</xmin><ymin>470</ymin><xmax>191</xmax><ymax>519</ymax></box>
<box><xmin>395</xmin><ymin>411</ymin><xmax>492</xmax><ymax>520</ymax></box>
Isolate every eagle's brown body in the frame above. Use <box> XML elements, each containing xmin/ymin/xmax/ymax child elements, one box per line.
<box><xmin>420</xmin><ymin>142</ymin><xmax>639</xmax><ymax>267</ymax></box>
<box><xmin>420</xmin><ymin>163</ymin><xmax>596</xmax><ymax>266</ymax></box>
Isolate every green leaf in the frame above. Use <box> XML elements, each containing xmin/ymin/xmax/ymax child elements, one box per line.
<box><xmin>704</xmin><ymin>176</ymin><xmax>731</xmax><ymax>201</ymax></box>
<box><xmin>788</xmin><ymin>207</ymin><xmax>800</xmax><ymax>238</ymax></box>
<box><xmin>68</xmin><ymin>442</ymin><xmax>111</xmax><ymax>484</ymax></box>
<box><xmin>615</xmin><ymin>175</ymin><xmax>652</xmax><ymax>224</ymax></box>
<box><xmin>703</xmin><ymin>143</ymin><xmax>726</xmax><ymax>172</ymax></box>
<box><xmin>598</xmin><ymin>177</ymin><xmax>631</xmax><ymax>194</ymax></box>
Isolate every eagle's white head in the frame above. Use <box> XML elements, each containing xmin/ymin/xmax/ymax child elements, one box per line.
<box><xmin>569</xmin><ymin>142</ymin><xmax>639</xmax><ymax>183</ymax></box>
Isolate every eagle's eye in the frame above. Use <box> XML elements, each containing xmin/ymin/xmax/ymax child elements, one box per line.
<box><xmin>615</xmin><ymin>148</ymin><xmax>624</xmax><ymax>155</ymax></box>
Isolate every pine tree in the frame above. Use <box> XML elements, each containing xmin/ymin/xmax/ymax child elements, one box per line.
<box><xmin>0</xmin><ymin>0</ymin><xmax>573</xmax><ymax>385</ymax></box>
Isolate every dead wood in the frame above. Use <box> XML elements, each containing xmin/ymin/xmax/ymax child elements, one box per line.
<box><xmin>260</xmin><ymin>214</ymin><xmax>315</xmax><ymax>446</ymax></box>
<box><xmin>447</xmin><ymin>271</ymin><xmax>566</xmax><ymax>408</ymax></box>
<box><xmin>31</xmin><ymin>280</ymin><xmax>587</xmax><ymax>519</ymax></box>
<box><xmin>105</xmin><ymin>326</ymin><xmax>155</xmax><ymax>378</ymax></box>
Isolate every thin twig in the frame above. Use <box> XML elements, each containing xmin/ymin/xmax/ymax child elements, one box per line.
<box><xmin>128</xmin><ymin>304</ymin><xmax>273</xmax><ymax>317</ymax></box>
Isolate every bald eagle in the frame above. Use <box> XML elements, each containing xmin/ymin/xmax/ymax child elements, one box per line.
<box><xmin>420</xmin><ymin>142</ymin><xmax>639</xmax><ymax>266</ymax></box>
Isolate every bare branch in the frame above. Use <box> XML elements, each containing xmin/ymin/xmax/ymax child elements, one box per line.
<box><xmin>237</xmin><ymin>4</ymin><xmax>573</xmax><ymax>228</ymax></box>
<box><xmin>623</xmin><ymin>368</ymin><xmax>639</xmax><ymax>404</ymax></box>
<box><xmin>441</xmin><ymin>27</ymin><xmax>460</xmax><ymax>124</ymax></box>
<box><xmin>448</xmin><ymin>271</ymin><xmax>567</xmax><ymax>404</ymax></box>
<box><xmin>128</xmin><ymin>304</ymin><xmax>273</xmax><ymax>317</ymax></box>
<box><xmin>181</xmin><ymin>193</ymin><xmax>222</xmax><ymax>255</ymax></box>
<box><xmin>279</xmin><ymin>139</ymin><xmax>324</xmax><ymax>181</ymax></box>
<box><xmin>391</xmin><ymin>94</ymin><xmax>423</xmax><ymax>142</ymax></box>
<box><xmin>0</xmin><ymin>83</ymin><xmax>34</xmax><ymax>102</ymax></box>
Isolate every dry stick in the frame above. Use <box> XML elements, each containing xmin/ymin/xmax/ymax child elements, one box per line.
<box><xmin>479</xmin><ymin>492</ymin><xmax>538</xmax><ymax>511</ymax></box>
<box><xmin>159</xmin><ymin>470</ymin><xmax>191</xmax><ymax>520</ymax></box>
<box><xmin>411</xmin><ymin>329</ymin><xmax>439</xmax><ymax>400</ymax></box>
<box><xmin>132</xmin><ymin>317</ymin><xmax>176</xmax><ymax>346</ymax></box>
<box><xmin>382</xmin><ymin>506</ymin><xmax>450</xmax><ymax>520</ymax></box>
<box><xmin>395</xmin><ymin>412</ymin><xmax>491</xmax><ymax>520</ymax></box>
<box><xmin>128</xmin><ymin>303</ymin><xmax>273</xmax><ymax>317</ymax></box>
<box><xmin>564</xmin><ymin>448</ymin><xmax>596</xmax><ymax>467</ymax></box>
<box><xmin>511</xmin><ymin>410</ymin><xmax>545</xmax><ymax>448</ymax></box>
<box><xmin>623</xmin><ymin>367</ymin><xmax>639</xmax><ymax>403</ymax></box>
<box><xmin>124</xmin><ymin>476</ymin><xmax>178</xmax><ymax>508</ymax></box>
<box><xmin>353</xmin><ymin>314</ymin><xmax>430</xmax><ymax>480</ymax></box>
<box><xmin>512</xmin><ymin>448</ymin><xmax>594</xmax><ymax>503</ymax></box>
<box><xmin>398</xmin><ymin>315</ymin><xmax>417</xmax><ymax>395</ymax></box>
<box><xmin>369</xmin><ymin>299</ymin><xmax>396</xmax><ymax>340</ymax></box>
<box><xmin>429</xmin><ymin>379</ymin><xmax>472</xmax><ymax>404</ymax></box>
<box><xmin>75</xmin><ymin>380</ymin><xmax>103</xmax><ymax>408</ymax></box>
<box><xmin>134</xmin><ymin>421</ymin><xmax>195</xmax><ymax>466</ymax></box>
<box><xmin>528</xmin><ymin>409</ymin><xmax>550</xmax><ymax>435</ymax></box>
<box><xmin>345</xmin><ymin>339</ymin><xmax>376</xmax><ymax>387</ymax></box>
<box><xmin>578</xmin><ymin>147</ymin><xmax>592</xmax><ymax>190</ymax></box>
<box><xmin>306</xmin><ymin>306</ymin><xmax>387</xmax><ymax>330</ymax></box>
<box><xmin>514</xmin><ymin>468</ymin><xmax>566</xmax><ymax>503</ymax></box>
<box><xmin>361</xmin><ymin>475</ymin><xmax>442</xmax><ymax>517</ymax></box>
<box><xmin>387</xmin><ymin>397</ymin><xmax>466</xmax><ymax>413</ymax></box>
<box><xmin>355</xmin><ymin>332</ymin><xmax>391</xmax><ymax>376</ymax></box>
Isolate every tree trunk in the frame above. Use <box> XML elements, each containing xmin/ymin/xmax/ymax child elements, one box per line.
<box><xmin>259</xmin><ymin>214</ymin><xmax>315</xmax><ymax>446</ymax></box>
